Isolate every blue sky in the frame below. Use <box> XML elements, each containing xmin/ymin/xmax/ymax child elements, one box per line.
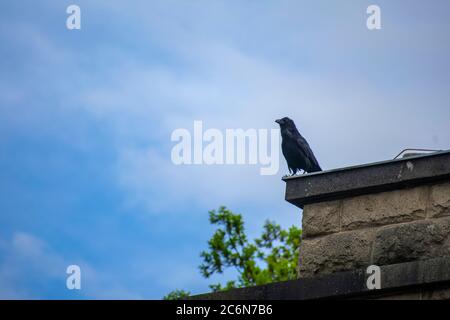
<box><xmin>1</xmin><ymin>0</ymin><xmax>450</xmax><ymax>299</ymax></box>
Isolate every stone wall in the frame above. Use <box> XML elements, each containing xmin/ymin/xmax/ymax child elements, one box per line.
<box><xmin>299</xmin><ymin>182</ymin><xmax>450</xmax><ymax>278</ymax></box>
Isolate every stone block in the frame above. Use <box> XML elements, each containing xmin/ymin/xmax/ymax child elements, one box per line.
<box><xmin>341</xmin><ymin>187</ymin><xmax>427</xmax><ymax>231</ymax></box>
<box><xmin>299</xmin><ymin>229</ymin><xmax>374</xmax><ymax>278</ymax></box>
<box><xmin>302</xmin><ymin>200</ymin><xmax>341</xmax><ymax>238</ymax></box>
<box><xmin>429</xmin><ymin>182</ymin><xmax>450</xmax><ymax>218</ymax></box>
<box><xmin>372</xmin><ymin>218</ymin><xmax>450</xmax><ymax>266</ymax></box>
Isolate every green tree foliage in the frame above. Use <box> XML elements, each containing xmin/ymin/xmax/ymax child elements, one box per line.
<box><xmin>163</xmin><ymin>206</ymin><xmax>301</xmax><ymax>298</ymax></box>
<box><xmin>163</xmin><ymin>289</ymin><xmax>191</xmax><ymax>300</ymax></box>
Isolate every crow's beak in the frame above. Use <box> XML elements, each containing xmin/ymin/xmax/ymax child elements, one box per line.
<box><xmin>275</xmin><ymin>119</ymin><xmax>281</xmax><ymax>124</ymax></box>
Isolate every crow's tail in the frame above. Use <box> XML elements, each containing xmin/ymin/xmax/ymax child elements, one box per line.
<box><xmin>309</xmin><ymin>164</ymin><xmax>322</xmax><ymax>173</ymax></box>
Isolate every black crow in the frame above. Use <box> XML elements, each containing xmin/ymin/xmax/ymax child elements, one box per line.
<box><xmin>275</xmin><ymin>117</ymin><xmax>322</xmax><ymax>175</ymax></box>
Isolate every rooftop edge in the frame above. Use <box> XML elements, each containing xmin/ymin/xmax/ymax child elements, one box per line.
<box><xmin>283</xmin><ymin>150</ymin><xmax>450</xmax><ymax>209</ymax></box>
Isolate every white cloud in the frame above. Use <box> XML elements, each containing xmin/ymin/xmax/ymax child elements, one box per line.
<box><xmin>0</xmin><ymin>232</ymin><xmax>144</xmax><ymax>299</ymax></box>
<box><xmin>0</xmin><ymin>232</ymin><xmax>63</xmax><ymax>299</ymax></box>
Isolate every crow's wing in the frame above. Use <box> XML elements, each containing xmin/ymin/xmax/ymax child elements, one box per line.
<box><xmin>293</xmin><ymin>132</ymin><xmax>321</xmax><ymax>170</ymax></box>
